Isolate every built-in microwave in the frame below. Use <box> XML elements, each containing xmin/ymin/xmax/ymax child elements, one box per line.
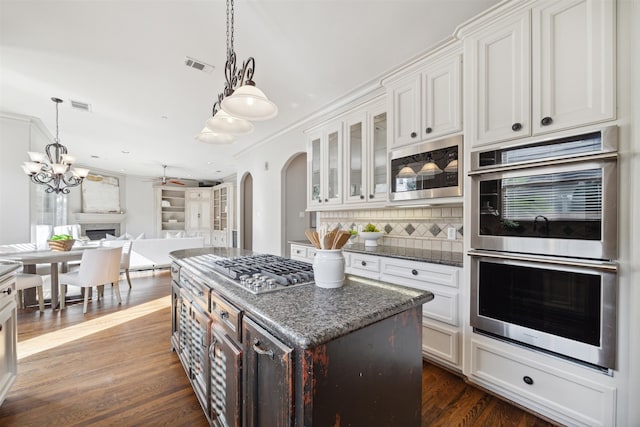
<box><xmin>389</xmin><ymin>135</ymin><xmax>462</xmax><ymax>202</ymax></box>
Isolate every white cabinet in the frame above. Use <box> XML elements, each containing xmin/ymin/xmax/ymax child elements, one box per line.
<box><xmin>0</xmin><ymin>271</ymin><xmax>17</xmax><ymax>406</ymax></box>
<box><xmin>211</xmin><ymin>183</ymin><xmax>234</xmax><ymax>248</ymax></box>
<box><xmin>379</xmin><ymin>257</ymin><xmax>462</xmax><ymax>371</ymax></box>
<box><xmin>465</xmin><ymin>0</ymin><xmax>615</xmax><ymax>147</ymax></box>
<box><xmin>387</xmin><ymin>47</ymin><xmax>462</xmax><ymax>148</ymax></box>
<box><xmin>154</xmin><ymin>187</ymin><xmax>186</xmax><ymax>237</ymax></box>
<box><xmin>344</xmin><ymin>100</ymin><xmax>388</xmax><ymax>206</ymax></box>
<box><xmin>185</xmin><ymin>188</ymin><xmax>212</xmax><ymax>245</ymax></box>
<box><xmin>348</xmin><ymin>253</ymin><xmax>381</xmax><ymax>279</ymax></box>
<box><xmin>465</xmin><ymin>11</ymin><xmax>531</xmax><ymax>146</ymax></box>
<box><xmin>307</xmin><ymin>122</ymin><xmax>343</xmax><ymax>209</ymax></box>
<box><xmin>290</xmin><ymin>244</ymin><xmax>316</xmax><ymax>263</ymax></box>
<box><xmin>469</xmin><ymin>339</ymin><xmax>616</xmax><ymax>427</ymax></box>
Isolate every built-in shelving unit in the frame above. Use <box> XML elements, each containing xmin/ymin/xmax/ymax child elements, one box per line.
<box><xmin>155</xmin><ymin>187</ymin><xmax>186</xmax><ymax>237</ymax></box>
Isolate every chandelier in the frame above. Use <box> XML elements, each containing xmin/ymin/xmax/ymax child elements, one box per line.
<box><xmin>22</xmin><ymin>97</ymin><xmax>89</xmax><ymax>194</ymax></box>
<box><xmin>196</xmin><ymin>0</ymin><xmax>278</xmax><ymax>144</ymax></box>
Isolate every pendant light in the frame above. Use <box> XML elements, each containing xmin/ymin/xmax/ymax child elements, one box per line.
<box><xmin>198</xmin><ymin>0</ymin><xmax>277</xmax><ymax>142</ymax></box>
<box><xmin>417</xmin><ymin>155</ymin><xmax>443</xmax><ymax>179</ymax></box>
<box><xmin>23</xmin><ymin>97</ymin><xmax>89</xmax><ymax>194</ymax></box>
<box><xmin>396</xmin><ymin>165</ymin><xmax>417</xmax><ymax>178</ymax></box>
<box><xmin>196</xmin><ymin>127</ymin><xmax>236</xmax><ymax>144</ymax></box>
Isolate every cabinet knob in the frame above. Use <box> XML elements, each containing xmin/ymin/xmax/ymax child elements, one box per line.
<box><xmin>411</xmin><ymin>132</ymin><xmax>417</xmax><ymax>138</ymax></box>
<box><xmin>511</xmin><ymin>123</ymin><xmax>522</xmax><ymax>131</ymax></box>
<box><xmin>324</xmin><ymin>198</ymin><xmax>328</xmax><ymax>202</ymax></box>
<box><xmin>318</xmin><ymin>199</ymin><xmax>322</xmax><ymax>203</ymax></box>
<box><xmin>369</xmin><ymin>194</ymin><xmax>374</xmax><ymax>199</ymax></box>
<box><xmin>361</xmin><ymin>261</ymin><xmax>367</xmax><ymax>266</ymax></box>
<box><xmin>523</xmin><ymin>376</ymin><xmax>534</xmax><ymax>385</ymax></box>
<box><xmin>541</xmin><ymin>116</ymin><xmax>553</xmax><ymax>126</ymax></box>
<box><xmin>1</xmin><ymin>288</ymin><xmax>12</xmax><ymax>295</ymax></box>
<box><xmin>411</xmin><ymin>269</ymin><xmax>418</xmax><ymax>276</ymax></box>
<box><xmin>425</xmin><ymin>127</ymin><xmax>432</xmax><ymax>134</ymax></box>
<box><xmin>360</xmin><ymin>195</ymin><xmax>365</xmax><ymax>200</ymax></box>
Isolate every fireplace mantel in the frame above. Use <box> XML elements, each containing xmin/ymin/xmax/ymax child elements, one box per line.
<box><xmin>73</xmin><ymin>213</ymin><xmax>126</xmax><ymax>224</ymax></box>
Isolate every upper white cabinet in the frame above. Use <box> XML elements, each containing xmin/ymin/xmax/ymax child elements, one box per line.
<box><xmin>531</xmin><ymin>0</ymin><xmax>615</xmax><ymax>135</ymax></box>
<box><xmin>465</xmin><ymin>0</ymin><xmax>614</xmax><ymax>147</ymax></box>
<box><xmin>344</xmin><ymin>100</ymin><xmax>388</xmax><ymax>206</ymax></box>
<box><xmin>211</xmin><ymin>183</ymin><xmax>234</xmax><ymax>247</ymax></box>
<box><xmin>307</xmin><ymin>122</ymin><xmax>343</xmax><ymax>209</ymax></box>
<box><xmin>386</xmin><ymin>46</ymin><xmax>462</xmax><ymax>149</ymax></box>
<box><xmin>185</xmin><ymin>188</ymin><xmax>212</xmax><ymax>245</ymax></box>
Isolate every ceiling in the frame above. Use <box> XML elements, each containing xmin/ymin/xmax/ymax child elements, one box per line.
<box><xmin>0</xmin><ymin>0</ymin><xmax>499</xmax><ymax>181</ymax></box>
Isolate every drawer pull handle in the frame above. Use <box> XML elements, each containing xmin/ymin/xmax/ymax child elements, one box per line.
<box><xmin>523</xmin><ymin>376</ymin><xmax>534</xmax><ymax>385</ymax></box>
<box><xmin>361</xmin><ymin>261</ymin><xmax>367</xmax><ymax>266</ymax></box>
<box><xmin>1</xmin><ymin>288</ymin><xmax>12</xmax><ymax>295</ymax></box>
<box><xmin>411</xmin><ymin>269</ymin><xmax>418</xmax><ymax>276</ymax></box>
<box><xmin>411</xmin><ymin>132</ymin><xmax>417</xmax><ymax>138</ymax></box>
<box><xmin>541</xmin><ymin>116</ymin><xmax>553</xmax><ymax>126</ymax></box>
<box><xmin>253</xmin><ymin>338</ymin><xmax>275</xmax><ymax>359</ymax></box>
<box><xmin>511</xmin><ymin>122</ymin><xmax>522</xmax><ymax>131</ymax></box>
<box><xmin>425</xmin><ymin>127</ymin><xmax>433</xmax><ymax>134</ymax></box>
<box><xmin>220</xmin><ymin>310</ymin><xmax>229</xmax><ymax>320</ymax></box>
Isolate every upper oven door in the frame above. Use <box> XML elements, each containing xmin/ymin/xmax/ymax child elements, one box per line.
<box><xmin>389</xmin><ymin>135</ymin><xmax>462</xmax><ymax>201</ymax></box>
<box><xmin>470</xmin><ymin>157</ymin><xmax>617</xmax><ymax>260</ymax></box>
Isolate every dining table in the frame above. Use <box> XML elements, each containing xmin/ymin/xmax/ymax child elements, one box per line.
<box><xmin>0</xmin><ymin>246</ymin><xmax>97</xmax><ymax>309</ymax></box>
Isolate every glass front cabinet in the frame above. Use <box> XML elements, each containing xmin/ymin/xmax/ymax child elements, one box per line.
<box><xmin>344</xmin><ymin>100</ymin><xmax>388</xmax><ymax>206</ymax></box>
<box><xmin>307</xmin><ymin>122</ymin><xmax>343</xmax><ymax>208</ymax></box>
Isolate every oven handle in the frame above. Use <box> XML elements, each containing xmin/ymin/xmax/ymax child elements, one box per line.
<box><xmin>467</xmin><ymin>249</ymin><xmax>618</xmax><ymax>272</ymax></box>
<box><xmin>467</xmin><ymin>151</ymin><xmax>617</xmax><ymax>176</ymax></box>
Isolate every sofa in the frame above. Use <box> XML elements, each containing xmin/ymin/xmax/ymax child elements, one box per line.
<box><xmin>101</xmin><ymin>237</ymin><xmax>204</xmax><ymax>270</ymax></box>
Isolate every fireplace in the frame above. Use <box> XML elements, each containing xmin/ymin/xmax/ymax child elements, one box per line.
<box><xmin>80</xmin><ymin>223</ymin><xmax>121</xmax><ymax>240</ymax></box>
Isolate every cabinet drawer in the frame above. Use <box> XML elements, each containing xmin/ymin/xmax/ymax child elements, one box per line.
<box><xmin>211</xmin><ymin>292</ymin><xmax>242</xmax><ymax>342</ymax></box>
<box><xmin>470</xmin><ymin>340</ymin><xmax>616</xmax><ymax>427</ymax></box>
<box><xmin>422</xmin><ymin>319</ymin><xmax>459</xmax><ymax>366</ymax></box>
<box><xmin>290</xmin><ymin>244</ymin><xmax>308</xmax><ymax>261</ymax></box>
<box><xmin>349</xmin><ymin>253</ymin><xmax>380</xmax><ymax>279</ymax></box>
<box><xmin>380</xmin><ymin>258</ymin><xmax>459</xmax><ymax>289</ymax></box>
<box><xmin>421</xmin><ymin>288</ymin><xmax>458</xmax><ymax>326</ymax></box>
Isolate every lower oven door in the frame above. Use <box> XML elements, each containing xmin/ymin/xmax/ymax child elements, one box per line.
<box><xmin>469</xmin><ymin>250</ymin><xmax>617</xmax><ymax>370</ymax></box>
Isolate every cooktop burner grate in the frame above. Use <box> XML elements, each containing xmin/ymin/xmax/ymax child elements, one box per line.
<box><xmin>184</xmin><ymin>253</ymin><xmax>314</xmax><ymax>294</ymax></box>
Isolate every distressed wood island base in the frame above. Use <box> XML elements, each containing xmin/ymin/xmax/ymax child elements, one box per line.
<box><xmin>170</xmin><ymin>247</ymin><xmax>432</xmax><ymax>426</ymax></box>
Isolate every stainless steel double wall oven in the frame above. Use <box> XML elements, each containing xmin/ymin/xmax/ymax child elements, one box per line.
<box><xmin>468</xmin><ymin>126</ymin><xmax>618</xmax><ymax>371</ymax></box>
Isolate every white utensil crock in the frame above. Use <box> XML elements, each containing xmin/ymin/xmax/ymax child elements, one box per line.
<box><xmin>313</xmin><ymin>249</ymin><xmax>345</xmax><ymax>288</ymax></box>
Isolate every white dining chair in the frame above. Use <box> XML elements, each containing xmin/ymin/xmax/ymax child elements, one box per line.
<box><xmin>58</xmin><ymin>247</ymin><xmax>123</xmax><ymax>314</ymax></box>
<box><xmin>14</xmin><ymin>273</ymin><xmax>45</xmax><ymax>312</ymax></box>
<box><xmin>102</xmin><ymin>240</ymin><xmax>133</xmax><ymax>288</ymax></box>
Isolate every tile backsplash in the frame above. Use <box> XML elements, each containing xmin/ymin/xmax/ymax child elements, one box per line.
<box><xmin>318</xmin><ymin>204</ymin><xmax>463</xmax><ymax>253</ymax></box>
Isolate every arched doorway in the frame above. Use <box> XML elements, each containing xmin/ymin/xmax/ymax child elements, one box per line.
<box><xmin>241</xmin><ymin>172</ymin><xmax>253</xmax><ymax>250</ymax></box>
<box><xmin>281</xmin><ymin>152</ymin><xmax>308</xmax><ymax>257</ymax></box>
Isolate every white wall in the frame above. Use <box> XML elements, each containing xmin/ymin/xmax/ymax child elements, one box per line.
<box><xmin>236</xmin><ymin>126</ymin><xmax>306</xmax><ymax>256</ymax></box>
<box><xmin>123</xmin><ymin>176</ymin><xmax>155</xmax><ymax>238</ymax></box>
<box><xmin>282</xmin><ymin>152</ymin><xmax>308</xmax><ymax>257</ymax></box>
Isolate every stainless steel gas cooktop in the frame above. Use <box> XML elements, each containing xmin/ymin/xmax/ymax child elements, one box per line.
<box><xmin>184</xmin><ymin>253</ymin><xmax>314</xmax><ymax>294</ymax></box>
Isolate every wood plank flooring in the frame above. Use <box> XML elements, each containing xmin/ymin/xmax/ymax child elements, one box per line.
<box><xmin>0</xmin><ymin>270</ymin><xmax>559</xmax><ymax>426</ymax></box>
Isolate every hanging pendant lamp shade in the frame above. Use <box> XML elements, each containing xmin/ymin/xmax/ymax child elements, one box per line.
<box><xmin>444</xmin><ymin>159</ymin><xmax>458</xmax><ymax>173</ymax></box>
<box><xmin>221</xmin><ymin>84</ymin><xmax>278</xmax><ymax>121</ymax></box>
<box><xmin>196</xmin><ymin>127</ymin><xmax>236</xmax><ymax>144</ymax></box>
<box><xmin>205</xmin><ymin>110</ymin><xmax>254</xmax><ymax>136</ymax></box>
<box><xmin>396</xmin><ymin>166</ymin><xmax>417</xmax><ymax>178</ymax></box>
<box><xmin>417</xmin><ymin>160</ymin><xmax>443</xmax><ymax>178</ymax></box>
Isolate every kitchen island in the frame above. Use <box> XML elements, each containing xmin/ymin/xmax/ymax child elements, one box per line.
<box><xmin>170</xmin><ymin>247</ymin><xmax>433</xmax><ymax>427</ymax></box>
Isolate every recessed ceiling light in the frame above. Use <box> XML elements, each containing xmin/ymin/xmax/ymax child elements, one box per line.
<box><xmin>121</xmin><ymin>150</ymin><xmax>130</xmax><ymax>154</ymax></box>
<box><xmin>216</xmin><ymin>170</ymin><xmax>222</xmax><ymax>173</ymax></box>
<box><xmin>91</xmin><ymin>155</ymin><xmax>100</xmax><ymax>159</ymax></box>
<box><xmin>161</xmin><ymin>115</ymin><xmax>168</xmax><ymax>120</ymax></box>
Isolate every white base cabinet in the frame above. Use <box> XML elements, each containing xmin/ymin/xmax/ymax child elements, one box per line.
<box><xmin>469</xmin><ymin>338</ymin><xmax>616</xmax><ymax>427</ymax></box>
<box><xmin>292</xmin><ymin>242</ymin><xmax>464</xmax><ymax>372</ymax></box>
<box><xmin>0</xmin><ymin>270</ymin><xmax>17</xmax><ymax>406</ymax></box>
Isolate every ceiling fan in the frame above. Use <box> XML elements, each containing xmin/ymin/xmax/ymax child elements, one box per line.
<box><xmin>158</xmin><ymin>165</ymin><xmax>185</xmax><ymax>186</ymax></box>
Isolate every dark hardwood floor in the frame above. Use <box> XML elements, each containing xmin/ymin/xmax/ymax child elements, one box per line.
<box><xmin>0</xmin><ymin>270</ymin><xmax>558</xmax><ymax>426</ymax></box>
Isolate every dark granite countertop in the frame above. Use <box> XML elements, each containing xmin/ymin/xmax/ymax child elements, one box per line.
<box><xmin>170</xmin><ymin>247</ymin><xmax>433</xmax><ymax>349</ymax></box>
<box><xmin>289</xmin><ymin>240</ymin><xmax>463</xmax><ymax>267</ymax></box>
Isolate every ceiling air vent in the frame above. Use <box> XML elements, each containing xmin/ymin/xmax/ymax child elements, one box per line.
<box><xmin>185</xmin><ymin>56</ymin><xmax>214</xmax><ymax>73</ymax></box>
<box><xmin>70</xmin><ymin>100</ymin><xmax>91</xmax><ymax>112</ymax></box>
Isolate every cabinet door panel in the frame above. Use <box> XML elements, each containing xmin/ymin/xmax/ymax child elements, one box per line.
<box><xmin>471</xmin><ymin>12</ymin><xmax>531</xmax><ymax>147</ymax></box>
<box><xmin>243</xmin><ymin>317</ymin><xmax>293</xmax><ymax>427</ymax></box>
<box><xmin>423</xmin><ymin>55</ymin><xmax>462</xmax><ymax>140</ymax></box>
<box><xmin>344</xmin><ymin>113</ymin><xmax>366</xmax><ymax>204</ymax></box>
<box><xmin>532</xmin><ymin>0</ymin><xmax>614</xmax><ymax>134</ymax></box>
<box><xmin>369</xmin><ymin>109</ymin><xmax>388</xmax><ymax>201</ymax></box>
<box><xmin>308</xmin><ymin>133</ymin><xmax>322</xmax><ymax>206</ymax></box>
<box><xmin>209</xmin><ymin>328</ymin><xmax>242</xmax><ymax>427</ymax></box>
<box><xmin>391</xmin><ymin>75</ymin><xmax>421</xmax><ymax>148</ymax></box>
<box><xmin>325</xmin><ymin>128</ymin><xmax>341</xmax><ymax>204</ymax></box>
